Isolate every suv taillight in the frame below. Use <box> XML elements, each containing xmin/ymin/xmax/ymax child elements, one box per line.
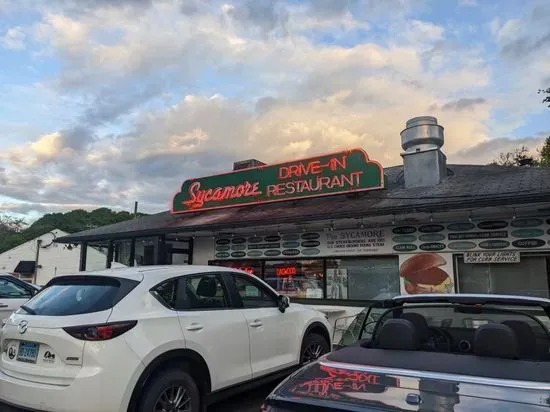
<box><xmin>63</xmin><ymin>321</ymin><xmax>137</xmax><ymax>341</ymax></box>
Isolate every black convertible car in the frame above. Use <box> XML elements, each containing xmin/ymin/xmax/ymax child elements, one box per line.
<box><xmin>262</xmin><ymin>294</ymin><xmax>550</xmax><ymax>411</ymax></box>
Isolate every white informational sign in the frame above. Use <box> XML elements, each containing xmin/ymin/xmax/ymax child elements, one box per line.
<box><xmin>323</xmin><ymin>228</ymin><xmax>391</xmax><ymax>256</ymax></box>
<box><xmin>464</xmin><ymin>251</ymin><xmax>520</xmax><ymax>264</ymax></box>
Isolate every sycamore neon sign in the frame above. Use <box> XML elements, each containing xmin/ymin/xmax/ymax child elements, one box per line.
<box><xmin>171</xmin><ymin>148</ymin><xmax>385</xmax><ymax>214</ymax></box>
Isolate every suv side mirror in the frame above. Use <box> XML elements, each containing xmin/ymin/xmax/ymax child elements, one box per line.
<box><xmin>278</xmin><ymin>295</ymin><xmax>290</xmax><ymax>313</ymax></box>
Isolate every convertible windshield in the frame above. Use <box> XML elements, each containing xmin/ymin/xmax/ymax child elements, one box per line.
<box><xmin>339</xmin><ymin>301</ymin><xmax>550</xmax><ymax>362</ymax></box>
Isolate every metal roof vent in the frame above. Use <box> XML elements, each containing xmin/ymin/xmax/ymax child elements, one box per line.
<box><xmin>400</xmin><ymin>116</ymin><xmax>447</xmax><ymax>188</ymax></box>
<box><xmin>233</xmin><ymin>159</ymin><xmax>266</xmax><ymax>171</ymax></box>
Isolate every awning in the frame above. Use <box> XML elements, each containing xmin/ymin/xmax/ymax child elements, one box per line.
<box><xmin>13</xmin><ymin>260</ymin><xmax>36</xmax><ymax>275</ymax></box>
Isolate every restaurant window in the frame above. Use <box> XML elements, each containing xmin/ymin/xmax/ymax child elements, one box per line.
<box><xmin>263</xmin><ymin>260</ymin><xmax>324</xmax><ymax>299</ymax></box>
<box><xmin>112</xmin><ymin>239</ymin><xmax>132</xmax><ymax>267</ymax></box>
<box><xmin>325</xmin><ymin>257</ymin><xmax>400</xmax><ymax>300</ymax></box>
<box><xmin>457</xmin><ymin>255</ymin><xmax>549</xmax><ymax>298</ymax></box>
<box><xmin>165</xmin><ymin>234</ymin><xmax>192</xmax><ymax>265</ymax></box>
<box><xmin>135</xmin><ymin>237</ymin><xmax>160</xmax><ymax>266</ymax></box>
<box><xmin>87</xmin><ymin>240</ymin><xmax>110</xmax><ymax>271</ymax></box>
<box><xmin>209</xmin><ymin>260</ymin><xmax>263</xmax><ymax>277</ymax></box>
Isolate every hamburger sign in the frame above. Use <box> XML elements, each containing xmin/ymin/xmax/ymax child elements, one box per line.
<box><xmin>399</xmin><ymin>253</ymin><xmax>454</xmax><ymax>295</ymax></box>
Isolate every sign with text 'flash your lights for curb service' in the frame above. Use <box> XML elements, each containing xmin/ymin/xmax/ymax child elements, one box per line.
<box><xmin>171</xmin><ymin>148</ymin><xmax>385</xmax><ymax>214</ymax></box>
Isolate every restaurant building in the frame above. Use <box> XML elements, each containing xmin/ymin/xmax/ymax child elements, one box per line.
<box><xmin>55</xmin><ymin>116</ymin><xmax>550</xmax><ymax>321</ymax></box>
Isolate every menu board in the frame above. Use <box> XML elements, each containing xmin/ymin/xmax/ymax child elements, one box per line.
<box><xmin>214</xmin><ymin>228</ymin><xmax>392</xmax><ymax>260</ymax></box>
<box><xmin>392</xmin><ymin>218</ymin><xmax>550</xmax><ymax>254</ymax></box>
<box><xmin>213</xmin><ymin>217</ymin><xmax>550</xmax><ymax>260</ymax></box>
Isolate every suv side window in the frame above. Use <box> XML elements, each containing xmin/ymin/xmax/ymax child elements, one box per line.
<box><xmin>151</xmin><ymin>279</ymin><xmax>178</xmax><ymax>309</ymax></box>
<box><xmin>178</xmin><ymin>274</ymin><xmax>228</xmax><ymax>310</ymax></box>
<box><xmin>152</xmin><ymin>275</ymin><xmax>228</xmax><ymax>311</ymax></box>
<box><xmin>232</xmin><ymin>274</ymin><xmax>277</xmax><ymax>309</ymax></box>
<box><xmin>0</xmin><ymin>278</ymin><xmax>33</xmax><ymax>299</ymax></box>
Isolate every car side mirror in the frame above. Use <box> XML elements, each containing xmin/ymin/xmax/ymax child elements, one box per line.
<box><xmin>278</xmin><ymin>295</ymin><xmax>290</xmax><ymax>313</ymax></box>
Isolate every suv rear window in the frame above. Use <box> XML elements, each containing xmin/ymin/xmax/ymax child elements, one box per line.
<box><xmin>18</xmin><ymin>276</ymin><xmax>139</xmax><ymax>316</ymax></box>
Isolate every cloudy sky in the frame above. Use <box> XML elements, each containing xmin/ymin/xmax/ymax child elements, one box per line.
<box><xmin>0</xmin><ymin>0</ymin><xmax>549</xmax><ymax>220</ymax></box>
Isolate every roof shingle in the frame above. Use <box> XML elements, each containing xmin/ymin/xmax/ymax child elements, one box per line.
<box><xmin>56</xmin><ymin>164</ymin><xmax>550</xmax><ymax>243</ymax></box>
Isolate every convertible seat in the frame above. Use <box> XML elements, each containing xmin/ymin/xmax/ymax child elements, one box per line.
<box><xmin>474</xmin><ymin>323</ymin><xmax>519</xmax><ymax>360</ymax></box>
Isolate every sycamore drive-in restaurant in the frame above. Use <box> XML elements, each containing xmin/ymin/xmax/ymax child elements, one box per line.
<box><xmin>56</xmin><ymin>116</ymin><xmax>550</xmax><ymax>321</ymax></box>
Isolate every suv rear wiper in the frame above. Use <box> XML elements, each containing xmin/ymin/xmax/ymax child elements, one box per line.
<box><xmin>19</xmin><ymin>305</ymin><xmax>36</xmax><ymax>315</ymax></box>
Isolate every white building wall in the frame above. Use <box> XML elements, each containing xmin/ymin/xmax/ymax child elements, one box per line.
<box><xmin>0</xmin><ymin>229</ymin><xmax>113</xmax><ymax>285</ymax></box>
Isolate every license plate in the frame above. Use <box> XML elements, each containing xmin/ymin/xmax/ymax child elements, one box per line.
<box><xmin>17</xmin><ymin>341</ymin><xmax>39</xmax><ymax>364</ymax></box>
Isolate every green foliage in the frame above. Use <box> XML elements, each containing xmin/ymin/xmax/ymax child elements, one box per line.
<box><xmin>490</xmin><ymin>146</ymin><xmax>538</xmax><ymax>167</ymax></box>
<box><xmin>490</xmin><ymin>139</ymin><xmax>550</xmax><ymax>167</ymax></box>
<box><xmin>0</xmin><ymin>208</ymin><xmax>147</xmax><ymax>254</ymax></box>
<box><xmin>539</xmin><ymin>137</ymin><xmax>550</xmax><ymax>167</ymax></box>
<box><xmin>539</xmin><ymin>88</ymin><xmax>550</xmax><ymax>108</ymax></box>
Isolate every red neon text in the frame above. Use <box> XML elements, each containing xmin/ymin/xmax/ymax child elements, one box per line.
<box><xmin>278</xmin><ymin>156</ymin><xmax>348</xmax><ymax>180</ymax></box>
<box><xmin>183</xmin><ymin>181</ymin><xmax>262</xmax><ymax>209</ymax></box>
<box><xmin>266</xmin><ymin>172</ymin><xmax>362</xmax><ymax>198</ymax></box>
<box><xmin>233</xmin><ymin>267</ymin><xmax>255</xmax><ymax>274</ymax></box>
<box><xmin>320</xmin><ymin>366</ymin><xmax>380</xmax><ymax>384</ymax></box>
<box><xmin>276</xmin><ymin>266</ymin><xmax>297</xmax><ymax>277</ymax></box>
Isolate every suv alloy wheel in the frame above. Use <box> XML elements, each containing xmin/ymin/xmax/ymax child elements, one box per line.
<box><xmin>139</xmin><ymin>368</ymin><xmax>201</xmax><ymax>412</ymax></box>
<box><xmin>300</xmin><ymin>333</ymin><xmax>330</xmax><ymax>364</ymax></box>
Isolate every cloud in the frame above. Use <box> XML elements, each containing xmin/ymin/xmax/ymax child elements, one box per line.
<box><xmin>0</xmin><ymin>0</ymin><xmax>539</xmax><ymax>218</ymax></box>
<box><xmin>449</xmin><ymin>136</ymin><xmax>548</xmax><ymax>165</ymax></box>
<box><xmin>223</xmin><ymin>0</ymin><xmax>289</xmax><ymax>35</ymax></box>
<box><xmin>491</xmin><ymin>1</ymin><xmax>550</xmax><ymax>61</ymax></box>
<box><xmin>1</xmin><ymin>26</ymin><xmax>26</xmax><ymax>49</ymax></box>
<box><xmin>459</xmin><ymin>0</ymin><xmax>478</xmax><ymax>6</ymax></box>
<box><xmin>440</xmin><ymin>97</ymin><xmax>487</xmax><ymax>111</ymax></box>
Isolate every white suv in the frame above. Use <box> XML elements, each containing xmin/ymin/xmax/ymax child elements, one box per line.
<box><xmin>0</xmin><ymin>265</ymin><xmax>332</xmax><ymax>412</ymax></box>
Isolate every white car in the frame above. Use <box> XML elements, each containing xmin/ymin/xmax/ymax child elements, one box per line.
<box><xmin>0</xmin><ymin>274</ymin><xmax>40</xmax><ymax>323</ymax></box>
<box><xmin>0</xmin><ymin>265</ymin><xmax>332</xmax><ymax>412</ymax></box>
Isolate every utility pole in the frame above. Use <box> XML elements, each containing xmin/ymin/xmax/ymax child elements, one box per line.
<box><xmin>134</xmin><ymin>201</ymin><xmax>138</xmax><ymax>218</ymax></box>
<box><xmin>33</xmin><ymin>239</ymin><xmax>42</xmax><ymax>284</ymax></box>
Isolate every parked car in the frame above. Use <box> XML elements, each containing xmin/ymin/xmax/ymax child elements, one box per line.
<box><xmin>262</xmin><ymin>294</ymin><xmax>550</xmax><ymax>411</ymax></box>
<box><xmin>0</xmin><ymin>265</ymin><xmax>332</xmax><ymax>412</ymax></box>
<box><xmin>0</xmin><ymin>274</ymin><xmax>40</xmax><ymax>323</ymax></box>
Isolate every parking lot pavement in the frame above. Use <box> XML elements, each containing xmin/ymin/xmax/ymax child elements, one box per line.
<box><xmin>209</xmin><ymin>381</ymin><xmax>278</xmax><ymax>412</ymax></box>
<box><xmin>1</xmin><ymin>382</ymin><xmax>278</xmax><ymax>412</ymax></box>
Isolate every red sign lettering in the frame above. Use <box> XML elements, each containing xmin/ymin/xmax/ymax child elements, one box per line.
<box><xmin>276</xmin><ymin>266</ymin><xmax>297</xmax><ymax>277</ymax></box>
<box><xmin>171</xmin><ymin>149</ymin><xmax>385</xmax><ymax>214</ymax></box>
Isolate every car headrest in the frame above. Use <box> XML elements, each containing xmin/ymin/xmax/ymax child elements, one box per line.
<box><xmin>501</xmin><ymin>320</ymin><xmax>537</xmax><ymax>357</ymax></box>
<box><xmin>474</xmin><ymin>323</ymin><xmax>519</xmax><ymax>359</ymax></box>
<box><xmin>401</xmin><ymin>312</ymin><xmax>430</xmax><ymax>339</ymax></box>
<box><xmin>376</xmin><ymin>319</ymin><xmax>418</xmax><ymax>351</ymax></box>
<box><xmin>196</xmin><ymin>277</ymin><xmax>217</xmax><ymax>297</ymax></box>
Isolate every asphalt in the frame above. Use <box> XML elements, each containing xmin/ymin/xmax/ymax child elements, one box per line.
<box><xmin>208</xmin><ymin>382</ymin><xmax>276</xmax><ymax>412</ymax></box>
<box><xmin>1</xmin><ymin>382</ymin><xmax>277</xmax><ymax>412</ymax></box>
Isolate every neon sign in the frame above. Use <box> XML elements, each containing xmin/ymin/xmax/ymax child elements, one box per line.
<box><xmin>276</xmin><ymin>266</ymin><xmax>297</xmax><ymax>277</ymax></box>
<box><xmin>171</xmin><ymin>148</ymin><xmax>385</xmax><ymax>214</ymax></box>
<box><xmin>234</xmin><ymin>267</ymin><xmax>255</xmax><ymax>275</ymax></box>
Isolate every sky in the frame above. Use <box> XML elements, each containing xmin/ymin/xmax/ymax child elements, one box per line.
<box><xmin>0</xmin><ymin>0</ymin><xmax>549</xmax><ymax>221</ymax></box>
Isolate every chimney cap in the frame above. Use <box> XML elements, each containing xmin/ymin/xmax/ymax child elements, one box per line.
<box><xmin>401</xmin><ymin>115</ymin><xmax>444</xmax><ymax>153</ymax></box>
<box><xmin>405</xmin><ymin>116</ymin><xmax>438</xmax><ymax>128</ymax></box>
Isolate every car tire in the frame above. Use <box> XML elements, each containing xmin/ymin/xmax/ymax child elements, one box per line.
<box><xmin>300</xmin><ymin>333</ymin><xmax>329</xmax><ymax>364</ymax></box>
<box><xmin>139</xmin><ymin>367</ymin><xmax>201</xmax><ymax>412</ymax></box>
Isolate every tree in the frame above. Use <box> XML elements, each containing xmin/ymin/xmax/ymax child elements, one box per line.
<box><xmin>490</xmin><ymin>146</ymin><xmax>538</xmax><ymax>167</ymax></box>
<box><xmin>539</xmin><ymin>136</ymin><xmax>550</xmax><ymax>167</ymax></box>
<box><xmin>0</xmin><ymin>214</ymin><xmax>26</xmax><ymax>234</ymax></box>
<box><xmin>539</xmin><ymin>87</ymin><xmax>550</xmax><ymax>107</ymax></box>
<box><xmin>0</xmin><ymin>208</ymin><xmax>149</xmax><ymax>254</ymax></box>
